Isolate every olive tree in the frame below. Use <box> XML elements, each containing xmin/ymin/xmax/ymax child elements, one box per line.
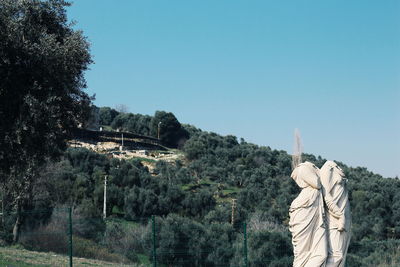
<box><xmin>0</xmin><ymin>0</ymin><xmax>92</xmax><ymax>242</ymax></box>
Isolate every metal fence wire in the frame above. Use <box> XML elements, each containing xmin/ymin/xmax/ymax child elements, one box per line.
<box><xmin>0</xmin><ymin>208</ymin><xmax>294</xmax><ymax>267</ymax></box>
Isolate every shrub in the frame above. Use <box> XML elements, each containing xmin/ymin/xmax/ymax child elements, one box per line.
<box><xmin>102</xmin><ymin>219</ymin><xmax>151</xmax><ymax>261</ymax></box>
<box><xmin>73</xmin><ymin>236</ymin><xmax>127</xmax><ymax>263</ymax></box>
<box><xmin>19</xmin><ymin>210</ymin><xmax>68</xmax><ymax>254</ymax></box>
<box><xmin>73</xmin><ymin>199</ymin><xmax>106</xmax><ymax>241</ymax></box>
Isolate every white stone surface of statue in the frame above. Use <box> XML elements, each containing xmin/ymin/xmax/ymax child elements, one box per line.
<box><xmin>289</xmin><ymin>161</ymin><xmax>328</xmax><ymax>267</ymax></box>
<box><xmin>320</xmin><ymin>160</ymin><xmax>351</xmax><ymax>267</ymax></box>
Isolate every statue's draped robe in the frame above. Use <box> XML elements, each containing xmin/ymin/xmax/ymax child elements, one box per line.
<box><xmin>289</xmin><ymin>163</ymin><xmax>328</xmax><ymax>267</ymax></box>
<box><xmin>321</xmin><ymin>161</ymin><xmax>351</xmax><ymax>267</ymax></box>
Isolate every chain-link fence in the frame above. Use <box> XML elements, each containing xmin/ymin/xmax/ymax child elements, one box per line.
<box><xmin>2</xmin><ymin>209</ymin><xmax>398</xmax><ymax>267</ymax></box>
<box><xmin>148</xmin><ymin>215</ymin><xmax>293</xmax><ymax>267</ymax></box>
<box><xmin>0</xmin><ymin>208</ymin><xmax>72</xmax><ymax>266</ymax></box>
<box><xmin>0</xmin><ymin>208</ymin><xmax>294</xmax><ymax>267</ymax></box>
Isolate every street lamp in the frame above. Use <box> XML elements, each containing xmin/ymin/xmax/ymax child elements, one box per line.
<box><xmin>158</xmin><ymin>122</ymin><xmax>162</xmax><ymax>140</ymax></box>
<box><xmin>103</xmin><ymin>175</ymin><xmax>107</xmax><ymax>219</ymax></box>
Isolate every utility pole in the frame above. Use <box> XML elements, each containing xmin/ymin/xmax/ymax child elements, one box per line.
<box><xmin>157</xmin><ymin>122</ymin><xmax>162</xmax><ymax>140</ymax></box>
<box><xmin>68</xmin><ymin>207</ymin><xmax>73</xmax><ymax>267</ymax></box>
<box><xmin>0</xmin><ymin>186</ymin><xmax>4</xmax><ymax>229</ymax></box>
<box><xmin>103</xmin><ymin>175</ymin><xmax>107</xmax><ymax>219</ymax></box>
<box><xmin>243</xmin><ymin>222</ymin><xmax>248</xmax><ymax>267</ymax></box>
<box><xmin>231</xmin><ymin>198</ymin><xmax>237</xmax><ymax>226</ymax></box>
<box><xmin>152</xmin><ymin>215</ymin><xmax>157</xmax><ymax>267</ymax></box>
<box><xmin>121</xmin><ymin>133</ymin><xmax>124</xmax><ymax>151</ymax></box>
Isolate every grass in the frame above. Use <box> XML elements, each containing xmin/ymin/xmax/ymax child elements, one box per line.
<box><xmin>0</xmin><ymin>246</ymin><xmax>143</xmax><ymax>267</ymax></box>
<box><xmin>181</xmin><ymin>183</ymin><xmax>198</xmax><ymax>191</ymax></box>
<box><xmin>131</xmin><ymin>157</ymin><xmax>157</xmax><ymax>163</ymax></box>
<box><xmin>221</xmin><ymin>187</ymin><xmax>240</xmax><ymax>196</ymax></box>
<box><xmin>181</xmin><ymin>179</ymin><xmax>240</xmax><ymax>197</ymax></box>
<box><xmin>180</xmin><ymin>178</ymin><xmax>243</xmax><ymax>205</ymax></box>
<box><xmin>181</xmin><ymin>179</ymin><xmax>219</xmax><ymax>191</ymax></box>
<box><xmin>111</xmin><ymin>206</ymin><xmax>125</xmax><ymax>216</ymax></box>
<box><xmin>136</xmin><ymin>254</ymin><xmax>150</xmax><ymax>266</ymax></box>
<box><xmin>100</xmin><ymin>125</ymin><xmax>113</xmax><ymax>131</ymax></box>
<box><xmin>105</xmin><ymin>217</ymin><xmax>141</xmax><ymax>228</ymax></box>
<box><xmin>181</xmin><ymin>178</ymin><xmax>241</xmax><ymax>204</ymax></box>
<box><xmin>0</xmin><ymin>252</ymin><xmax>46</xmax><ymax>267</ymax></box>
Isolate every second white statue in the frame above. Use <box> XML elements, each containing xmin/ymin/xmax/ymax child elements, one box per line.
<box><xmin>289</xmin><ymin>161</ymin><xmax>351</xmax><ymax>267</ymax></box>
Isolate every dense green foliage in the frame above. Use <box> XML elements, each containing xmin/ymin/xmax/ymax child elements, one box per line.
<box><xmin>0</xmin><ymin>0</ymin><xmax>92</xmax><ymax>242</ymax></box>
<box><xmin>0</xmin><ymin>2</ymin><xmax>398</xmax><ymax>265</ymax></box>
<box><xmin>0</xmin><ymin>0</ymin><xmax>92</xmax><ymax>175</ymax></box>
<box><xmin>95</xmin><ymin>107</ymin><xmax>189</xmax><ymax>148</ymax></box>
<box><xmin>2</xmin><ymin>108</ymin><xmax>399</xmax><ymax>265</ymax></box>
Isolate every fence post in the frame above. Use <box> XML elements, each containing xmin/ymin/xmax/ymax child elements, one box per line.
<box><xmin>152</xmin><ymin>215</ymin><xmax>157</xmax><ymax>267</ymax></box>
<box><xmin>68</xmin><ymin>207</ymin><xmax>73</xmax><ymax>267</ymax></box>
<box><xmin>243</xmin><ymin>222</ymin><xmax>248</xmax><ymax>267</ymax></box>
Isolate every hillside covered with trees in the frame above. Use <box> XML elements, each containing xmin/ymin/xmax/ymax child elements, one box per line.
<box><xmin>1</xmin><ymin>1</ymin><xmax>399</xmax><ymax>266</ymax></box>
<box><xmin>2</xmin><ymin>106</ymin><xmax>400</xmax><ymax>266</ymax></box>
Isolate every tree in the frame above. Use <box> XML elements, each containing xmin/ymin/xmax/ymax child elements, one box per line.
<box><xmin>0</xmin><ymin>0</ymin><xmax>92</xmax><ymax>242</ymax></box>
<box><xmin>247</xmin><ymin>231</ymin><xmax>292</xmax><ymax>266</ymax></box>
<box><xmin>115</xmin><ymin>104</ymin><xmax>129</xmax><ymax>113</ymax></box>
<box><xmin>157</xmin><ymin>214</ymin><xmax>208</xmax><ymax>266</ymax></box>
<box><xmin>150</xmin><ymin>111</ymin><xmax>189</xmax><ymax>148</ymax></box>
<box><xmin>99</xmin><ymin>107</ymin><xmax>119</xmax><ymax>126</ymax></box>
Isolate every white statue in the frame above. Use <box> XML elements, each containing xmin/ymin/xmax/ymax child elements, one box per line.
<box><xmin>320</xmin><ymin>161</ymin><xmax>351</xmax><ymax>267</ymax></box>
<box><xmin>289</xmin><ymin>161</ymin><xmax>328</xmax><ymax>267</ymax></box>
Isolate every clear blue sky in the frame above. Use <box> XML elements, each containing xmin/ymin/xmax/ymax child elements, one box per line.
<box><xmin>68</xmin><ymin>0</ymin><xmax>400</xmax><ymax>178</ymax></box>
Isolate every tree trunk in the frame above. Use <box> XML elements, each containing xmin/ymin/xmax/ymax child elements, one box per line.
<box><xmin>1</xmin><ymin>193</ymin><xmax>4</xmax><ymax>231</ymax></box>
<box><xmin>1</xmin><ymin>185</ymin><xmax>4</xmax><ymax>230</ymax></box>
<box><xmin>12</xmin><ymin>198</ymin><xmax>21</xmax><ymax>243</ymax></box>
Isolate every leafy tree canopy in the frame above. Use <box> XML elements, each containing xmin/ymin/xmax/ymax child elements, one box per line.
<box><xmin>0</xmin><ymin>0</ymin><xmax>92</xmax><ymax>242</ymax></box>
<box><xmin>0</xmin><ymin>0</ymin><xmax>92</xmax><ymax>175</ymax></box>
<box><xmin>150</xmin><ymin>111</ymin><xmax>189</xmax><ymax>148</ymax></box>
